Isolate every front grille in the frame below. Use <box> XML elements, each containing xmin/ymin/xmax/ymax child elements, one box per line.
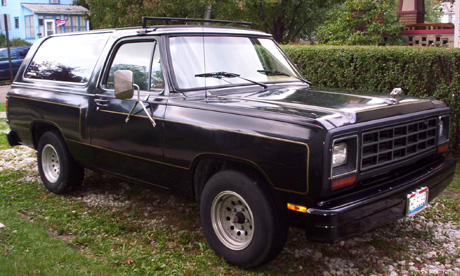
<box><xmin>361</xmin><ymin>118</ymin><xmax>437</xmax><ymax>170</ymax></box>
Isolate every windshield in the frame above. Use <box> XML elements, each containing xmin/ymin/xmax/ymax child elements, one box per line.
<box><xmin>169</xmin><ymin>36</ymin><xmax>303</xmax><ymax>90</ymax></box>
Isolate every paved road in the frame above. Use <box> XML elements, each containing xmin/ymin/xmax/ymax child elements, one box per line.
<box><xmin>0</xmin><ymin>85</ymin><xmax>10</xmax><ymax>103</ymax></box>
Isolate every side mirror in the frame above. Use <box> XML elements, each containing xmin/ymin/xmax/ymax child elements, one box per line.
<box><xmin>114</xmin><ymin>70</ymin><xmax>134</xmax><ymax>99</ymax></box>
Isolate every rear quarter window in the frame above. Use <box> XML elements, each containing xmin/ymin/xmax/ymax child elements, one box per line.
<box><xmin>24</xmin><ymin>33</ymin><xmax>110</xmax><ymax>83</ymax></box>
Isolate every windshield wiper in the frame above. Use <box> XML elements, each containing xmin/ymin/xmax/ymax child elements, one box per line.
<box><xmin>257</xmin><ymin>70</ymin><xmax>312</xmax><ymax>85</ymax></box>
<box><xmin>195</xmin><ymin>71</ymin><xmax>267</xmax><ymax>89</ymax></box>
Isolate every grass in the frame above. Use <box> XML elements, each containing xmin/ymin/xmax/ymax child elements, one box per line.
<box><xmin>0</xmin><ymin>119</ymin><xmax>10</xmax><ymax>150</ymax></box>
<box><xmin>0</xmin><ymin>102</ymin><xmax>5</xmax><ymax>112</ymax></box>
<box><xmin>0</xmin><ymin>118</ymin><xmax>459</xmax><ymax>275</ymax></box>
<box><xmin>0</xmin><ymin>203</ymin><xmax>120</xmax><ymax>275</ymax></box>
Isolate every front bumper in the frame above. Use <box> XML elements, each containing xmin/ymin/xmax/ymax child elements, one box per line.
<box><xmin>305</xmin><ymin>156</ymin><xmax>456</xmax><ymax>243</ymax></box>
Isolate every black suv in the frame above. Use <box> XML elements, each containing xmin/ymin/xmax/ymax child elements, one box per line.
<box><xmin>5</xmin><ymin>17</ymin><xmax>455</xmax><ymax>268</ymax></box>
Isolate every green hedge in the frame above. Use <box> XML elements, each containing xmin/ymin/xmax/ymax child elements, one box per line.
<box><xmin>283</xmin><ymin>45</ymin><xmax>460</xmax><ymax>152</ymax></box>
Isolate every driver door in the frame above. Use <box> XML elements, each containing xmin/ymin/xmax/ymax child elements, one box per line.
<box><xmin>89</xmin><ymin>39</ymin><xmax>169</xmax><ymax>188</ymax></box>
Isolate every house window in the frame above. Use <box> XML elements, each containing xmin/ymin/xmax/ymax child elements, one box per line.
<box><xmin>63</xmin><ymin>16</ymin><xmax>86</xmax><ymax>33</ymax></box>
<box><xmin>79</xmin><ymin>17</ymin><xmax>86</xmax><ymax>31</ymax></box>
<box><xmin>14</xmin><ymin>17</ymin><xmax>19</xmax><ymax>28</ymax></box>
<box><xmin>25</xmin><ymin>16</ymin><xmax>35</xmax><ymax>38</ymax></box>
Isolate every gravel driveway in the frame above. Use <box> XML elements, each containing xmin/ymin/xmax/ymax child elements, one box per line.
<box><xmin>1</xmin><ymin>142</ymin><xmax>459</xmax><ymax>275</ymax></box>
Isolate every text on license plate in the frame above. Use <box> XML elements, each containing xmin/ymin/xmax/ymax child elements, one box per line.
<box><xmin>406</xmin><ymin>187</ymin><xmax>429</xmax><ymax>216</ymax></box>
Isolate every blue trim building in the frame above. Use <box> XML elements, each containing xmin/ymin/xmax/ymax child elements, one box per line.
<box><xmin>0</xmin><ymin>0</ymin><xmax>89</xmax><ymax>43</ymax></box>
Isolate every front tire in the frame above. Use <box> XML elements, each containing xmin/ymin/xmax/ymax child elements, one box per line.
<box><xmin>37</xmin><ymin>131</ymin><xmax>84</xmax><ymax>194</ymax></box>
<box><xmin>200</xmin><ymin>170</ymin><xmax>288</xmax><ymax>268</ymax></box>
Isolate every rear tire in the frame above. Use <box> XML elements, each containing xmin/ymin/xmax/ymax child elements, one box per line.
<box><xmin>37</xmin><ymin>131</ymin><xmax>84</xmax><ymax>194</ymax></box>
<box><xmin>200</xmin><ymin>170</ymin><xmax>288</xmax><ymax>268</ymax></box>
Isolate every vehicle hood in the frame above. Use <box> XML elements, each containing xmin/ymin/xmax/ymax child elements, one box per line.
<box><xmin>207</xmin><ymin>86</ymin><xmax>441</xmax><ymax>128</ymax></box>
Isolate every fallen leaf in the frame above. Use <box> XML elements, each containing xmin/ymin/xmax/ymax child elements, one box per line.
<box><xmin>121</xmin><ymin>257</ymin><xmax>134</xmax><ymax>265</ymax></box>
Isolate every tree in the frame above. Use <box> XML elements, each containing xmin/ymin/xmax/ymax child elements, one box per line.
<box><xmin>73</xmin><ymin>0</ymin><xmax>241</xmax><ymax>29</ymax></box>
<box><xmin>425</xmin><ymin>0</ymin><xmax>443</xmax><ymax>23</ymax></box>
<box><xmin>316</xmin><ymin>0</ymin><xmax>406</xmax><ymax>46</ymax></box>
<box><xmin>239</xmin><ymin>0</ymin><xmax>344</xmax><ymax>43</ymax></box>
<box><xmin>74</xmin><ymin>0</ymin><xmax>342</xmax><ymax>43</ymax></box>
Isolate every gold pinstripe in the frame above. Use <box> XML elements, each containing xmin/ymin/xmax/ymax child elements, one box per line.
<box><xmin>8</xmin><ymin>95</ymin><xmax>83</xmax><ymax>137</ymax></box>
<box><xmin>10</xmin><ymin>95</ymin><xmax>312</xmax><ymax>194</ymax></box>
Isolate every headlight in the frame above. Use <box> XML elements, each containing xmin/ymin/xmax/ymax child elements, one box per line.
<box><xmin>438</xmin><ymin>115</ymin><xmax>450</xmax><ymax>145</ymax></box>
<box><xmin>439</xmin><ymin>119</ymin><xmax>444</xmax><ymax>137</ymax></box>
<box><xmin>331</xmin><ymin>136</ymin><xmax>358</xmax><ymax>179</ymax></box>
<box><xmin>332</xmin><ymin>142</ymin><xmax>347</xmax><ymax>168</ymax></box>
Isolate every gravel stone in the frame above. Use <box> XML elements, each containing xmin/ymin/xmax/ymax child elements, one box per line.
<box><xmin>2</xmin><ymin>145</ymin><xmax>459</xmax><ymax>275</ymax></box>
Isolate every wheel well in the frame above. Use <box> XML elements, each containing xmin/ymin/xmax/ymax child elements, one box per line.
<box><xmin>192</xmin><ymin>157</ymin><xmax>272</xmax><ymax>202</ymax></box>
<box><xmin>31</xmin><ymin>122</ymin><xmax>61</xmax><ymax>149</ymax></box>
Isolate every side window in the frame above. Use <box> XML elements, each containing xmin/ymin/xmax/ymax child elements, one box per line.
<box><xmin>150</xmin><ymin>44</ymin><xmax>164</xmax><ymax>90</ymax></box>
<box><xmin>18</xmin><ymin>48</ymin><xmax>29</xmax><ymax>59</ymax></box>
<box><xmin>0</xmin><ymin>50</ymin><xmax>8</xmax><ymax>61</ymax></box>
<box><xmin>106</xmin><ymin>42</ymin><xmax>155</xmax><ymax>91</ymax></box>
<box><xmin>0</xmin><ymin>49</ymin><xmax>18</xmax><ymax>61</ymax></box>
<box><xmin>10</xmin><ymin>50</ymin><xmax>18</xmax><ymax>60</ymax></box>
<box><xmin>25</xmin><ymin>33</ymin><xmax>109</xmax><ymax>83</ymax></box>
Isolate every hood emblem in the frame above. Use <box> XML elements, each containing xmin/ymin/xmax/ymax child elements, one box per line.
<box><xmin>390</xmin><ymin>88</ymin><xmax>402</xmax><ymax>99</ymax></box>
<box><xmin>389</xmin><ymin>88</ymin><xmax>402</xmax><ymax>104</ymax></box>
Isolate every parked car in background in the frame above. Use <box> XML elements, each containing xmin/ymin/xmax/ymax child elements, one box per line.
<box><xmin>0</xmin><ymin>46</ymin><xmax>31</xmax><ymax>81</ymax></box>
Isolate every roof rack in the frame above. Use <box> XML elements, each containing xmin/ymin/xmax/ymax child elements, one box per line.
<box><xmin>142</xmin><ymin>17</ymin><xmax>253</xmax><ymax>29</ymax></box>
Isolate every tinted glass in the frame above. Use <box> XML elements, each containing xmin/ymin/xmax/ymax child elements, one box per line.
<box><xmin>106</xmin><ymin>42</ymin><xmax>155</xmax><ymax>91</ymax></box>
<box><xmin>169</xmin><ymin>36</ymin><xmax>302</xmax><ymax>90</ymax></box>
<box><xmin>18</xmin><ymin>48</ymin><xmax>29</xmax><ymax>59</ymax></box>
<box><xmin>0</xmin><ymin>49</ymin><xmax>8</xmax><ymax>61</ymax></box>
<box><xmin>25</xmin><ymin>33</ymin><xmax>109</xmax><ymax>83</ymax></box>
<box><xmin>0</xmin><ymin>49</ymin><xmax>18</xmax><ymax>61</ymax></box>
<box><xmin>150</xmin><ymin>44</ymin><xmax>164</xmax><ymax>90</ymax></box>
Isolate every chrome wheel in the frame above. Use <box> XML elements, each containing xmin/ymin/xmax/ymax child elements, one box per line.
<box><xmin>211</xmin><ymin>191</ymin><xmax>254</xmax><ymax>250</ymax></box>
<box><xmin>41</xmin><ymin>144</ymin><xmax>60</xmax><ymax>183</ymax></box>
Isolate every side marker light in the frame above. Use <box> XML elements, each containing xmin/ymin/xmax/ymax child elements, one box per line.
<box><xmin>331</xmin><ymin>175</ymin><xmax>357</xmax><ymax>190</ymax></box>
<box><xmin>438</xmin><ymin>144</ymin><xmax>449</xmax><ymax>153</ymax></box>
<box><xmin>287</xmin><ymin>203</ymin><xmax>307</xmax><ymax>213</ymax></box>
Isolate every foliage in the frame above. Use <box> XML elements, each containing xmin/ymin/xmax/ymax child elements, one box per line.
<box><xmin>0</xmin><ymin>33</ymin><xmax>31</xmax><ymax>48</ymax></box>
<box><xmin>73</xmin><ymin>0</ymin><xmax>343</xmax><ymax>43</ymax></box>
<box><xmin>316</xmin><ymin>0</ymin><xmax>406</xmax><ymax>46</ymax></box>
<box><xmin>73</xmin><ymin>0</ymin><xmax>241</xmax><ymax>29</ymax></box>
<box><xmin>283</xmin><ymin>45</ymin><xmax>460</xmax><ymax>151</ymax></box>
<box><xmin>239</xmin><ymin>0</ymin><xmax>344</xmax><ymax>43</ymax></box>
<box><xmin>425</xmin><ymin>0</ymin><xmax>444</xmax><ymax>23</ymax></box>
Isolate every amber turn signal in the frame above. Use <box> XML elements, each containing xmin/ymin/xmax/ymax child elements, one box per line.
<box><xmin>438</xmin><ymin>144</ymin><xmax>449</xmax><ymax>153</ymax></box>
<box><xmin>287</xmin><ymin>203</ymin><xmax>307</xmax><ymax>213</ymax></box>
<box><xmin>331</xmin><ymin>175</ymin><xmax>357</xmax><ymax>190</ymax></box>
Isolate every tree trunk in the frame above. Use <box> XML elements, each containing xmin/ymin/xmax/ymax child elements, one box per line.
<box><xmin>204</xmin><ymin>4</ymin><xmax>212</xmax><ymax>20</ymax></box>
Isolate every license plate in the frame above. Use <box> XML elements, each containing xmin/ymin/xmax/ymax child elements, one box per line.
<box><xmin>406</xmin><ymin>187</ymin><xmax>429</xmax><ymax>216</ymax></box>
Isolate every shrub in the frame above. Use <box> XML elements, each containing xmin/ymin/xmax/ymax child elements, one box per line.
<box><xmin>283</xmin><ymin>45</ymin><xmax>460</xmax><ymax>151</ymax></box>
<box><xmin>0</xmin><ymin>33</ymin><xmax>32</xmax><ymax>47</ymax></box>
<box><xmin>315</xmin><ymin>0</ymin><xmax>406</xmax><ymax>46</ymax></box>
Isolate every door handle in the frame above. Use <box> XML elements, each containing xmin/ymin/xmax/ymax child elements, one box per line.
<box><xmin>95</xmin><ymin>98</ymin><xmax>109</xmax><ymax>107</ymax></box>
